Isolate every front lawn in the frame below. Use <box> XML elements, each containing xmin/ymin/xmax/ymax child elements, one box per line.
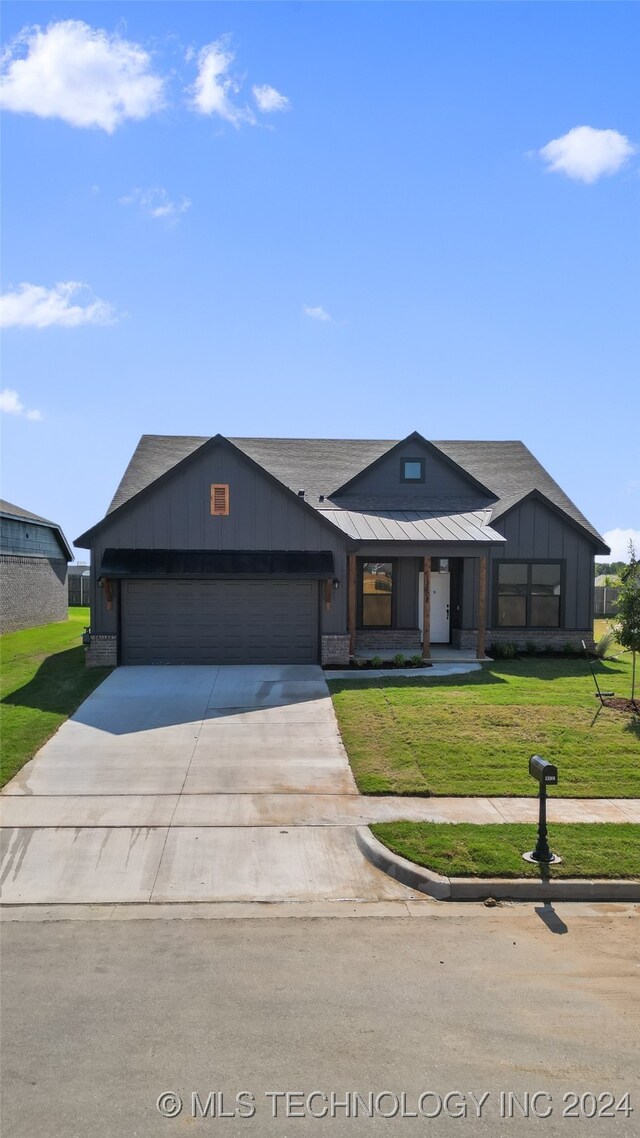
<box><xmin>371</xmin><ymin>822</ymin><xmax>640</xmax><ymax>879</ymax></box>
<box><xmin>0</xmin><ymin>608</ymin><xmax>111</xmax><ymax>788</ymax></box>
<box><xmin>328</xmin><ymin>658</ymin><xmax>640</xmax><ymax>797</ymax></box>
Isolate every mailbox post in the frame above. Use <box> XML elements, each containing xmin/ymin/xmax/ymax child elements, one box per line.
<box><xmin>522</xmin><ymin>755</ymin><xmax>562</xmax><ymax>865</ymax></box>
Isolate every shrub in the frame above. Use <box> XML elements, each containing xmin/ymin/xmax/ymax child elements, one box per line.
<box><xmin>370</xmin><ymin>656</ymin><xmax>383</xmax><ymax>669</ymax></box>
<box><xmin>410</xmin><ymin>654</ymin><xmax>425</xmax><ymax>667</ymax></box>
<box><xmin>594</xmin><ymin>629</ymin><xmax>617</xmax><ymax>659</ymax></box>
<box><xmin>490</xmin><ymin>641</ymin><xmax>517</xmax><ymax>659</ymax></box>
<box><xmin>525</xmin><ymin>640</ymin><xmax>537</xmax><ymax>655</ymax></box>
<box><xmin>392</xmin><ymin>653</ymin><xmax>406</xmax><ymax>667</ymax></box>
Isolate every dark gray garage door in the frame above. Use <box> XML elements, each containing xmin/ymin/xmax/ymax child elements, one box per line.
<box><xmin>121</xmin><ymin>579</ymin><xmax>319</xmax><ymax>665</ymax></box>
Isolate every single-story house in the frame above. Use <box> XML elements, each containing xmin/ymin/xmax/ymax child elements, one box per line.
<box><xmin>0</xmin><ymin>499</ymin><xmax>73</xmax><ymax>633</ymax></box>
<box><xmin>75</xmin><ymin>432</ymin><xmax>609</xmax><ymax>667</ymax></box>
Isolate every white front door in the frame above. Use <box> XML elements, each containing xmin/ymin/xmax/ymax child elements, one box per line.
<box><xmin>418</xmin><ymin>570</ymin><xmax>451</xmax><ymax>644</ymax></box>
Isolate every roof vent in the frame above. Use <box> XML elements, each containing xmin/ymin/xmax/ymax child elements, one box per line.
<box><xmin>298</xmin><ymin>489</ymin><xmax>305</xmax><ymax>497</ymax></box>
<box><xmin>318</xmin><ymin>494</ymin><xmax>325</xmax><ymax>502</ymax></box>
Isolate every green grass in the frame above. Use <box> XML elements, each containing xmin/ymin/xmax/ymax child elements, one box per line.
<box><xmin>0</xmin><ymin>608</ymin><xmax>111</xmax><ymax>787</ymax></box>
<box><xmin>371</xmin><ymin>822</ymin><xmax>640</xmax><ymax>879</ymax></box>
<box><xmin>329</xmin><ymin>657</ymin><xmax>640</xmax><ymax>798</ymax></box>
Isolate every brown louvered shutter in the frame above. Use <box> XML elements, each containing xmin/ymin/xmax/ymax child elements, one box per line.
<box><xmin>210</xmin><ymin>484</ymin><xmax>230</xmax><ymax>516</ymax></box>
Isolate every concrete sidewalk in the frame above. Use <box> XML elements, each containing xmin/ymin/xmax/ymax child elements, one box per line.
<box><xmin>1</xmin><ymin>665</ymin><xmax>637</xmax><ymax>908</ymax></box>
<box><xmin>2</xmin><ymin>792</ymin><xmax>638</xmax><ymax>827</ymax></box>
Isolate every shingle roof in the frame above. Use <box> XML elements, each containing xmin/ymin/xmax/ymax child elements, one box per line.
<box><xmin>0</xmin><ymin>499</ymin><xmax>59</xmax><ymax>526</ymax></box>
<box><xmin>107</xmin><ymin>436</ymin><xmax>393</xmax><ymax>513</ymax></box>
<box><xmin>102</xmin><ymin>434</ymin><xmax>607</xmax><ymax>550</ymax></box>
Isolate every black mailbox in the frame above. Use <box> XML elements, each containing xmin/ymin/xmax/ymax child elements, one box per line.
<box><xmin>529</xmin><ymin>755</ymin><xmax>558</xmax><ymax>786</ymax></box>
<box><xmin>523</xmin><ymin>754</ymin><xmax>562</xmax><ymax>864</ymax></box>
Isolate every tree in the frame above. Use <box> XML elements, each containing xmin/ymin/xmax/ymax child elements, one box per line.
<box><xmin>595</xmin><ymin>560</ymin><xmax>626</xmax><ymax>578</ymax></box>
<box><xmin>615</xmin><ymin>541</ymin><xmax>640</xmax><ymax>705</ymax></box>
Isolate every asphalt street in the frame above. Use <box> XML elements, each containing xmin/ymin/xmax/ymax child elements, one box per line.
<box><xmin>2</xmin><ymin>903</ymin><xmax>639</xmax><ymax>1137</ymax></box>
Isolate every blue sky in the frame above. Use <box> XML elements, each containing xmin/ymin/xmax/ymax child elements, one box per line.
<box><xmin>1</xmin><ymin>1</ymin><xmax>638</xmax><ymax>560</ymax></box>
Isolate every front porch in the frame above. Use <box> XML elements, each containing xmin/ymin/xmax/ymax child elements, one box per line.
<box><xmin>346</xmin><ymin>552</ymin><xmax>491</xmax><ymax>663</ymax></box>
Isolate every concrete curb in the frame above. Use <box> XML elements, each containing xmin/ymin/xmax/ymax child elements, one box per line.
<box><xmin>355</xmin><ymin>827</ymin><xmax>640</xmax><ymax>903</ymax></box>
<box><xmin>355</xmin><ymin>827</ymin><xmax>451</xmax><ymax>899</ymax></box>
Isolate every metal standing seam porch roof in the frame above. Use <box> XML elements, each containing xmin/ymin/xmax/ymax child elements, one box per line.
<box><xmin>317</xmin><ymin>507</ymin><xmax>506</xmax><ymax>544</ymax></box>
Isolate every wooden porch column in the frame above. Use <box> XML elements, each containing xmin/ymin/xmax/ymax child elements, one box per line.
<box><xmin>422</xmin><ymin>556</ymin><xmax>431</xmax><ymax>660</ymax></box>
<box><xmin>477</xmin><ymin>555</ymin><xmax>488</xmax><ymax>659</ymax></box>
<box><xmin>348</xmin><ymin>554</ymin><xmax>357</xmax><ymax>656</ymax></box>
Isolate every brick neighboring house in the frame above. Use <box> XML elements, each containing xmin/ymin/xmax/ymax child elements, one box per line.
<box><xmin>75</xmin><ymin>432</ymin><xmax>610</xmax><ymax>667</ymax></box>
<box><xmin>0</xmin><ymin>500</ymin><xmax>73</xmax><ymax>633</ymax></box>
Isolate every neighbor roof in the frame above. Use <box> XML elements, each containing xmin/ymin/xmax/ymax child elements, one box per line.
<box><xmin>1</xmin><ymin>499</ymin><xmax>59</xmax><ymax>526</ymax></box>
<box><xmin>102</xmin><ymin>434</ymin><xmax>607</xmax><ymax>551</ymax></box>
<box><xmin>0</xmin><ymin>499</ymin><xmax>74</xmax><ymax>560</ymax></box>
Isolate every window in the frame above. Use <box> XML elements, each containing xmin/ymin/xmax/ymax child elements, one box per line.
<box><xmin>401</xmin><ymin>458</ymin><xmax>425</xmax><ymax>483</ymax></box>
<box><xmin>210</xmin><ymin>484</ymin><xmax>230</xmax><ymax>516</ymax></box>
<box><xmin>362</xmin><ymin>562</ymin><xmax>393</xmax><ymax>627</ymax></box>
<box><xmin>496</xmin><ymin>562</ymin><xmax>562</xmax><ymax>628</ymax></box>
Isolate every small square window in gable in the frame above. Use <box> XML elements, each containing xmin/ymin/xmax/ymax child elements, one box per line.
<box><xmin>210</xmin><ymin>484</ymin><xmax>230</xmax><ymax>516</ymax></box>
<box><xmin>401</xmin><ymin>458</ymin><xmax>425</xmax><ymax>483</ymax></box>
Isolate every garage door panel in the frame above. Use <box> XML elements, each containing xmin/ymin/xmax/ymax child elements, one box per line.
<box><xmin>121</xmin><ymin>579</ymin><xmax>319</xmax><ymax>665</ymax></box>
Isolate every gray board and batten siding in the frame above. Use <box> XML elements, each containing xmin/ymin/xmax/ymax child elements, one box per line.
<box><xmin>459</xmin><ymin>495</ymin><xmax>598</xmax><ymax>633</ymax></box>
<box><xmin>85</xmin><ymin>439</ymin><xmax>350</xmax><ymax>644</ymax></box>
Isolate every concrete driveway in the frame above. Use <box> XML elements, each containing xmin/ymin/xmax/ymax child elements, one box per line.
<box><xmin>0</xmin><ymin>665</ymin><xmax>423</xmax><ymax>905</ymax></box>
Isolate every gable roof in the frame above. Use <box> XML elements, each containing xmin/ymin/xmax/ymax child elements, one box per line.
<box><xmin>0</xmin><ymin>499</ymin><xmax>73</xmax><ymax>560</ymax></box>
<box><xmin>488</xmin><ymin>488</ymin><xmax>610</xmax><ymax>553</ymax></box>
<box><xmin>330</xmin><ymin>431</ymin><xmax>496</xmax><ymax>499</ymax></box>
<box><xmin>433</xmin><ymin>442</ymin><xmax>609</xmax><ymax>551</ymax></box>
<box><xmin>106</xmin><ymin>434</ymin><xmax>394</xmax><ymax>514</ymax></box>
<box><xmin>82</xmin><ymin>433</ymin><xmax>608</xmax><ymax>553</ymax></box>
<box><xmin>76</xmin><ymin>434</ymin><xmax>347</xmax><ymax>547</ymax></box>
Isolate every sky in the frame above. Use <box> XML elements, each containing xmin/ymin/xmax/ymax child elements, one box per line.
<box><xmin>1</xmin><ymin>1</ymin><xmax>638</xmax><ymax>562</ymax></box>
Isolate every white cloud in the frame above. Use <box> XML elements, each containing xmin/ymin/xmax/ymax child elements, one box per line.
<box><xmin>189</xmin><ymin>37</ymin><xmax>254</xmax><ymax>126</ymax></box>
<box><xmin>303</xmin><ymin>305</ymin><xmax>332</xmax><ymax>322</ymax></box>
<box><xmin>0</xmin><ymin>282</ymin><xmax>117</xmax><ymax>329</ymax></box>
<box><xmin>538</xmin><ymin>126</ymin><xmax>636</xmax><ymax>184</ymax></box>
<box><xmin>0</xmin><ymin>388</ymin><xmax>42</xmax><ymax>421</ymax></box>
<box><xmin>0</xmin><ymin>20</ymin><xmax>165</xmax><ymax>132</ymax></box>
<box><xmin>120</xmin><ymin>187</ymin><xmax>191</xmax><ymax>222</ymax></box>
<box><xmin>252</xmin><ymin>84</ymin><xmax>289</xmax><ymax>113</ymax></box>
<box><xmin>597</xmin><ymin>529</ymin><xmax>640</xmax><ymax>563</ymax></box>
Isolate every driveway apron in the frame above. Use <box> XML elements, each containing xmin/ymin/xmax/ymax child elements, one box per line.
<box><xmin>0</xmin><ymin>666</ymin><xmax>421</xmax><ymax>904</ymax></box>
